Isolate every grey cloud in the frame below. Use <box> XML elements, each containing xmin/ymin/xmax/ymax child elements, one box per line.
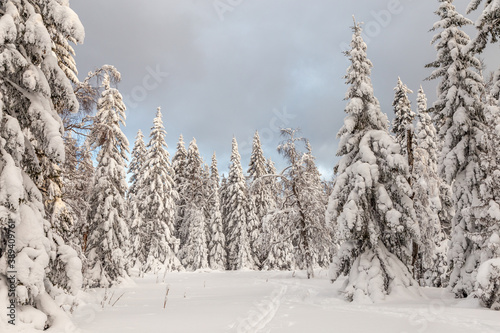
<box><xmin>71</xmin><ymin>0</ymin><xmax>499</xmax><ymax>178</ymax></box>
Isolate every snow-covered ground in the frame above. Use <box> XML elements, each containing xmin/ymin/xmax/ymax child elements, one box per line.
<box><xmin>67</xmin><ymin>270</ymin><xmax>500</xmax><ymax>333</ymax></box>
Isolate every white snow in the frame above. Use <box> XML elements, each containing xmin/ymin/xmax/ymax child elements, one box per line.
<box><xmin>51</xmin><ymin>270</ymin><xmax>500</xmax><ymax>333</ymax></box>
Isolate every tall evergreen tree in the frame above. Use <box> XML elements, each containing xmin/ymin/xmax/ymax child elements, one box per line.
<box><xmin>140</xmin><ymin>108</ymin><xmax>182</xmax><ymax>273</ymax></box>
<box><xmin>248</xmin><ymin>131</ymin><xmax>276</xmax><ymax>221</ymax></box>
<box><xmin>86</xmin><ymin>72</ymin><xmax>130</xmax><ymax>287</ymax></box>
<box><xmin>128</xmin><ymin>130</ymin><xmax>148</xmax><ymax>271</ymax></box>
<box><xmin>63</xmin><ymin>136</ymin><xmax>94</xmax><ymax>252</ymax></box>
<box><xmin>224</xmin><ymin>138</ymin><xmax>257</xmax><ymax>270</ymax></box>
<box><xmin>207</xmin><ymin>153</ymin><xmax>227</xmax><ymax>270</ymax></box>
<box><xmin>247</xmin><ymin>131</ymin><xmax>277</xmax><ymax>262</ymax></box>
<box><xmin>427</xmin><ymin>0</ymin><xmax>499</xmax><ymax>301</ymax></box>
<box><xmin>259</xmin><ymin>159</ymin><xmax>295</xmax><ymax>270</ymax></box>
<box><xmin>128</xmin><ymin>130</ymin><xmax>147</xmax><ymax>200</ymax></box>
<box><xmin>326</xmin><ymin>20</ymin><xmax>419</xmax><ymax>302</ymax></box>
<box><xmin>392</xmin><ymin>77</ymin><xmax>415</xmax><ymax>174</ymax></box>
<box><xmin>0</xmin><ymin>0</ymin><xmax>85</xmax><ymax>316</ymax></box>
<box><xmin>303</xmin><ymin>141</ymin><xmax>332</xmax><ymax>268</ymax></box>
<box><xmin>476</xmin><ymin>69</ymin><xmax>500</xmax><ymax>309</ymax></box>
<box><xmin>262</xmin><ymin>212</ymin><xmax>296</xmax><ymax>271</ymax></box>
<box><xmin>179</xmin><ymin>139</ymin><xmax>209</xmax><ymax>270</ymax></box>
<box><xmin>258</xmin><ymin>158</ymin><xmax>283</xmax><ymax>266</ymax></box>
<box><xmin>276</xmin><ymin>130</ymin><xmax>331</xmax><ymax>278</ymax></box>
<box><xmin>172</xmin><ymin>134</ymin><xmax>189</xmax><ymax>245</ymax></box>
<box><xmin>413</xmin><ymin>87</ymin><xmax>448</xmax><ymax>287</ymax></box>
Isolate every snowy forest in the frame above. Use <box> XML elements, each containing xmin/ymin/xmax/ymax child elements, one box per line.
<box><xmin>0</xmin><ymin>0</ymin><xmax>500</xmax><ymax>332</ymax></box>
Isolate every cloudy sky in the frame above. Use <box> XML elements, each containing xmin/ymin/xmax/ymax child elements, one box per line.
<box><xmin>71</xmin><ymin>0</ymin><xmax>499</xmax><ymax>178</ymax></box>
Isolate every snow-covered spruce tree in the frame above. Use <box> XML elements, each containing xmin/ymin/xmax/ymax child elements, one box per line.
<box><xmin>262</xmin><ymin>212</ymin><xmax>296</xmax><ymax>271</ymax></box>
<box><xmin>178</xmin><ymin>139</ymin><xmax>209</xmax><ymax>270</ymax></box>
<box><xmin>413</xmin><ymin>87</ymin><xmax>449</xmax><ymax>287</ymax></box>
<box><xmin>303</xmin><ymin>141</ymin><xmax>332</xmax><ymax>268</ymax></box>
<box><xmin>128</xmin><ymin>130</ymin><xmax>147</xmax><ymax>201</ymax></box>
<box><xmin>274</xmin><ymin>129</ymin><xmax>330</xmax><ymax>278</ymax></box>
<box><xmin>224</xmin><ymin>138</ymin><xmax>258</xmax><ymax>270</ymax></box>
<box><xmin>86</xmin><ymin>72</ymin><xmax>130</xmax><ymax>287</ymax></box>
<box><xmin>258</xmin><ymin>158</ymin><xmax>283</xmax><ymax>267</ymax></box>
<box><xmin>127</xmin><ymin>130</ymin><xmax>148</xmax><ymax>271</ymax></box>
<box><xmin>33</xmin><ymin>0</ymin><xmax>87</xmax><ymax>270</ymax></box>
<box><xmin>0</xmin><ymin>1</ymin><xmax>84</xmax><ymax>326</ymax></box>
<box><xmin>475</xmin><ymin>71</ymin><xmax>500</xmax><ymax>309</ymax></box>
<box><xmin>61</xmin><ymin>134</ymin><xmax>81</xmax><ymax>245</ymax></box>
<box><xmin>427</xmin><ymin>0</ymin><xmax>500</xmax><ymax>302</ymax></box>
<box><xmin>34</xmin><ymin>0</ymin><xmax>83</xmax><ymax>257</ymax></box>
<box><xmin>139</xmin><ymin>107</ymin><xmax>182</xmax><ymax>273</ymax></box>
<box><xmin>392</xmin><ymin>77</ymin><xmax>415</xmax><ymax>173</ymax></box>
<box><xmin>207</xmin><ymin>153</ymin><xmax>227</xmax><ymax>270</ymax></box>
<box><xmin>62</xmin><ymin>136</ymin><xmax>94</xmax><ymax>253</ymax></box>
<box><xmin>247</xmin><ymin>131</ymin><xmax>276</xmax><ymax>262</ymax></box>
<box><xmin>467</xmin><ymin>0</ymin><xmax>500</xmax><ymax>53</ymax></box>
<box><xmin>248</xmin><ymin>131</ymin><xmax>276</xmax><ymax>221</ymax></box>
<box><xmin>172</xmin><ymin>134</ymin><xmax>188</xmax><ymax>245</ymax></box>
<box><xmin>326</xmin><ymin>20</ymin><xmax>419</xmax><ymax>302</ymax></box>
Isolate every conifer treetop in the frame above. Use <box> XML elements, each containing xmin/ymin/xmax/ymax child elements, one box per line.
<box><xmin>248</xmin><ymin>131</ymin><xmax>267</xmax><ymax>180</ymax></box>
<box><xmin>337</xmin><ymin>18</ymin><xmax>388</xmax><ymax>159</ymax></box>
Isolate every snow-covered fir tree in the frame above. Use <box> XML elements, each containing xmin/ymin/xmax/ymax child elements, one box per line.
<box><xmin>127</xmin><ymin>130</ymin><xmax>148</xmax><ymax>271</ymax></box>
<box><xmin>179</xmin><ymin>139</ymin><xmax>209</xmax><ymax>270</ymax></box>
<box><xmin>248</xmin><ymin>131</ymin><xmax>275</xmax><ymax>221</ymax></box>
<box><xmin>128</xmin><ymin>130</ymin><xmax>147</xmax><ymax>200</ymax></box>
<box><xmin>302</xmin><ymin>141</ymin><xmax>332</xmax><ymax>268</ymax></box>
<box><xmin>262</xmin><ymin>212</ymin><xmax>296</xmax><ymax>271</ymax></box>
<box><xmin>86</xmin><ymin>71</ymin><xmax>130</xmax><ymax>287</ymax></box>
<box><xmin>326</xmin><ymin>19</ymin><xmax>419</xmax><ymax>302</ymax></box>
<box><xmin>392</xmin><ymin>77</ymin><xmax>415</xmax><ymax>173</ymax></box>
<box><xmin>62</xmin><ymin>136</ymin><xmax>94</xmax><ymax>252</ymax></box>
<box><xmin>172</xmin><ymin>134</ymin><xmax>189</xmax><ymax>245</ymax></box>
<box><xmin>275</xmin><ymin>129</ymin><xmax>331</xmax><ymax>278</ymax></box>
<box><xmin>427</xmin><ymin>0</ymin><xmax>500</xmax><ymax>303</ymax></box>
<box><xmin>258</xmin><ymin>158</ymin><xmax>283</xmax><ymax>267</ymax></box>
<box><xmin>247</xmin><ymin>131</ymin><xmax>275</xmax><ymax>263</ymax></box>
<box><xmin>247</xmin><ymin>132</ymin><xmax>276</xmax><ymax>262</ymax></box>
<box><xmin>36</xmin><ymin>0</ymin><xmax>87</xmax><ymax>260</ymax></box>
<box><xmin>224</xmin><ymin>138</ymin><xmax>258</xmax><ymax>270</ymax></box>
<box><xmin>467</xmin><ymin>0</ymin><xmax>500</xmax><ymax>53</ymax></box>
<box><xmin>413</xmin><ymin>87</ymin><xmax>449</xmax><ymax>287</ymax></box>
<box><xmin>139</xmin><ymin>108</ymin><xmax>182</xmax><ymax>273</ymax></box>
<box><xmin>207</xmin><ymin>153</ymin><xmax>227</xmax><ymax>270</ymax></box>
<box><xmin>0</xmin><ymin>1</ymin><xmax>84</xmax><ymax>322</ymax></box>
<box><xmin>476</xmin><ymin>69</ymin><xmax>500</xmax><ymax>309</ymax></box>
